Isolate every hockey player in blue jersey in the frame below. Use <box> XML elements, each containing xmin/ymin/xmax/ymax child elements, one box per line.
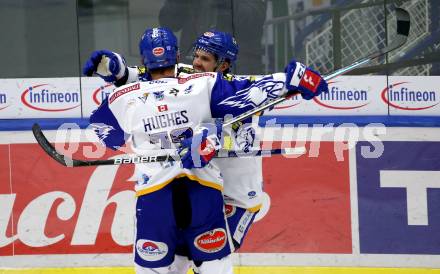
<box><xmin>87</xmin><ymin>27</ymin><xmax>327</xmax><ymax>273</ymax></box>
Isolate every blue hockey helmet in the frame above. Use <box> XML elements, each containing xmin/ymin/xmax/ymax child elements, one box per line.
<box><xmin>193</xmin><ymin>30</ymin><xmax>239</xmax><ymax>65</ymax></box>
<box><xmin>139</xmin><ymin>27</ymin><xmax>179</xmax><ymax>70</ymax></box>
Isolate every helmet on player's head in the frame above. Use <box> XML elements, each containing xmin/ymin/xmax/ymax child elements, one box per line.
<box><xmin>193</xmin><ymin>30</ymin><xmax>239</xmax><ymax>65</ymax></box>
<box><xmin>139</xmin><ymin>27</ymin><xmax>179</xmax><ymax>70</ymax></box>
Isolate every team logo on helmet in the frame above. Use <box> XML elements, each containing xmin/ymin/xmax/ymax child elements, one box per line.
<box><xmin>152</xmin><ymin>47</ymin><xmax>165</xmax><ymax>56</ymax></box>
<box><xmin>151</xmin><ymin>28</ymin><xmax>160</xmax><ymax>38</ymax></box>
<box><xmin>203</xmin><ymin>31</ymin><xmax>215</xmax><ymax>37</ymax></box>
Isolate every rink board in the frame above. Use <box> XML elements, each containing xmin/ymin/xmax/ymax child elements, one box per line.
<box><xmin>0</xmin><ymin>127</ymin><xmax>440</xmax><ymax>272</ymax></box>
<box><xmin>1</xmin><ymin>76</ymin><xmax>440</xmax><ymax>119</ymax></box>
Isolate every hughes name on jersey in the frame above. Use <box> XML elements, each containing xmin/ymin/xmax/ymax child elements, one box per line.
<box><xmin>135</xmin><ymin>64</ymin><xmax>268</xmax><ymax>210</ymax></box>
<box><xmin>90</xmin><ymin>71</ymin><xmax>288</xmax><ymax>197</ymax></box>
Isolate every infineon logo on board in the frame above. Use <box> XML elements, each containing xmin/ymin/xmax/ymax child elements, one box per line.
<box><xmin>381</xmin><ymin>81</ymin><xmax>439</xmax><ymax>111</ymax></box>
<box><xmin>313</xmin><ymin>81</ymin><xmax>369</xmax><ymax>110</ymax></box>
<box><xmin>92</xmin><ymin>83</ymin><xmax>114</xmax><ymax>105</ymax></box>
<box><xmin>0</xmin><ymin>92</ymin><xmax>9</xmax><ymax>110</ymax></box>
<box><xmin>21</xmin><ymin>84</ymin><xmax>80</xmax><ymax>112</ymax></box>
<box><xmin>274</xmin><ymin>93</ymin><xmax>302</xmax><ymax>110</ymax></box>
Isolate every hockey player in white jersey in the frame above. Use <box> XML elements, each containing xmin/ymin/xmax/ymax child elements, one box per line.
<box><xmin>189</xmin><ymin>31</ymin><xmax>265</xmax><ymax>250</ymax></box>
<box><xmin>84</xmin><ymin>30</ymin><xmax>266</xmax><ymax>254</ymax></box>
<box><xmin>86</xmin><ymin>27</ymin><xmax>328</xmax><ymax>273</ymax></box>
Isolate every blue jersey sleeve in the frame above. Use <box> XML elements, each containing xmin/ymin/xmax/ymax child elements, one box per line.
<box><xmin>210</xmin><ymin>73</ymin><xmax>286</xmax><ymax>118</ymax></box>
<box><xmin>89</xmin><ymin>98</ymin><xmax>129</xmax><ymax>150</ymax></box>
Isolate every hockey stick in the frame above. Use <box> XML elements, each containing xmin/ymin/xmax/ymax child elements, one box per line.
<box><xmin>223</xmin><ymin>7</ymin><xmax>410</xmax><ymax>127</ymax></box>
<box><xmin>31</xmin><ymin>123</ymin><xmax>303</xmax><ymax>166</ymax></box>
<box><xmin>33</xmin><ymin>8</ymin><xmax>409</xmax><ymax>167</ymax></box>
<box><xmin>31</xmin><ymin>123</ymin><xmax>179</xmax><ymax>166</ymax></box>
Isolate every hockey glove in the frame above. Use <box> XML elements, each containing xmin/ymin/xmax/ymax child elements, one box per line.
<box><xmin>83</xmin><ymin>50</ymin><xmax>128</xmax><ymax>83</ymax></box>
<box><xmin>178</xmin><ymin>122</ymin><xmax>222</xmax><ymax>169</ymax></box>
<box><xmin>285</xmin><ymin>59</ymin><xmax>328</xmax><ymax>100</ymax></box>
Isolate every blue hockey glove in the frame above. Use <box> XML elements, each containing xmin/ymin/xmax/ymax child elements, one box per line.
<box><xmin>83</xmin><ymin>50</ymin><xmax>127</xmax><ymax>83</ymax></box>
<box><xmin>285</xmin><ymin>59</ymin><xmax>328</xmax><ymax>100</ymax></box>
<box><xmin>178</xmin><ymin>122</ymin><xmax>222</xmax><ymax>169</ymax></box>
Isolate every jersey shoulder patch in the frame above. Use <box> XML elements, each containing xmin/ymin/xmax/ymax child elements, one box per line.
<box><xmin>177</xmin><ymin>72</ymin><xmax>216</xmax><ymax>84</ymax></box>
<box><xmin>109</xmin><ymin>82</ymin><xmax>141</xmax><ymax>104</ymax></box>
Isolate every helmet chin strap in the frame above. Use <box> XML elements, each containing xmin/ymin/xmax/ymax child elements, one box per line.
<box><xmin>174</xmin><ymin>53</ymin><xmax>181</xmax><ymax>77</ymax></box>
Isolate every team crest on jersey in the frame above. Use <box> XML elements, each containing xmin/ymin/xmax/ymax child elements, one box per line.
<box><xmin>219</xmin><ymin>76</ymin><xmax>283</xmax><ymax>108</ymax></box>
<box><xmin>194</xmin><ymin>228</ymin><xmax>227</xmax><ymax>253</ymax></box>
<box><xmin>169</xmin><ymin>88</ymin><xmax>179</xmax><ymax>96</ymax></box>
<box><xmin>138</xmin><ymin>93</ymin><xmax>149</xmax><ymax>103</ymax></box>
<box><xmin>153</xmin><ymin>90</ymin><xmax>165</xmax><ymax>101</ymax></box>
<box><xmin>235</xmin><ymin>126</ymin><xmax>256</xmax><ymax>153</ymax></box>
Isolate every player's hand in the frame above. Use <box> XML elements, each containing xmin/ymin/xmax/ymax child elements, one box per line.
<box><xmin>285</xmin><ymin>59</ymin><xmax>328</xmax><ymax>100</ymax></box>
<box><xmin>178</xmin><ymin>122</ymin><xmax>222</xmax><ymax>169</ymax></box>
<box><xmin>83</xmin><ymin>50</ymin><xmax>127</xmax><ymax>83</ymax></box>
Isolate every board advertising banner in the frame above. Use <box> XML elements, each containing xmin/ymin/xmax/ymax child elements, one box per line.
<box><xmin>356</xmin><ymin>141</ymin><xmax>440</xmax><ymax>254</ymax></box>
<box><xmin>385</xmin><ymin>76</ymin><xmax>440</xmax><ymax>116</ymax></box>
<box><xmin>0</xmin><ymin>141</ymin><xmax>351</xmax><ymax>256</ymax></box>
<box><xmin>0</xmin><ymin>78</ymin><xmax>82</xmax><ymax>119</ymax></box>
<box><xmin>242</xmin><ymin>141</ymin><xmax>352</xmax><ymax>253</ymax></box>
<box><xmin>0</xmin><ymin>144</ymin><xmax>134</xmax><ymax>255</ymax></box>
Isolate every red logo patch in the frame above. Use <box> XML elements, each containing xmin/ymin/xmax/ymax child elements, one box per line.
<box><xmin>224</xmin><ymin>204</ymin><xmax>236</xmax><ymax>218</ymax></box>
<box><xmin>299</xmin><ymin>70</ymin><xmax>321</xmax><ymax>93</ymax></box>
<box><xmin>157</xmin><ymin>105</ymin><xmax>168</xmax><ymax>112</ymax></box>
<box><xmin>152</xmin><ymin>47</ymin><xmax>164</xmax><ymax>56</ymax></box>
<box><xmin>194</xmin><ymin>228</ymin><xmax>227</xmax><ymax>253</ymax></box>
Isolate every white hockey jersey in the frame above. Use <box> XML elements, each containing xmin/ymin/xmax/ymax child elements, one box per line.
<box><xmin>179</xmin><ymin>66</ymin><xmax>265</xmax><ymax>211</ymax></box>
<box><xmin>91</xmin><ymin>70</ymin><xmax>287</xmax><ymax>200</ymax></box>
<box><xmin>215</xmin><ymin>123</ymin><xmax>263</xmax><ymax>211</ymax></box>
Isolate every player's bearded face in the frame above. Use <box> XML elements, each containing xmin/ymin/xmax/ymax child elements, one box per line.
<box><xmin>192</xmin><ymin>49</ymin><xmax>217</xmax><ymax>72</ymax></box>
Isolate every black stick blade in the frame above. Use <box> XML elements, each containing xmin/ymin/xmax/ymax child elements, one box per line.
<box><xmin>32</xmin><ymin>123</ymin><xmax>176</xmax><ymax>167</ymax></box>
<box><xmin>32</xmin><ymin>123</ymin><xmax>71</xmax><ymax>166</ymax></box>
<box><xmin>32</xmin><ymin>123</ymin><xmax>118</xmax><ymax>167</ymax></box>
